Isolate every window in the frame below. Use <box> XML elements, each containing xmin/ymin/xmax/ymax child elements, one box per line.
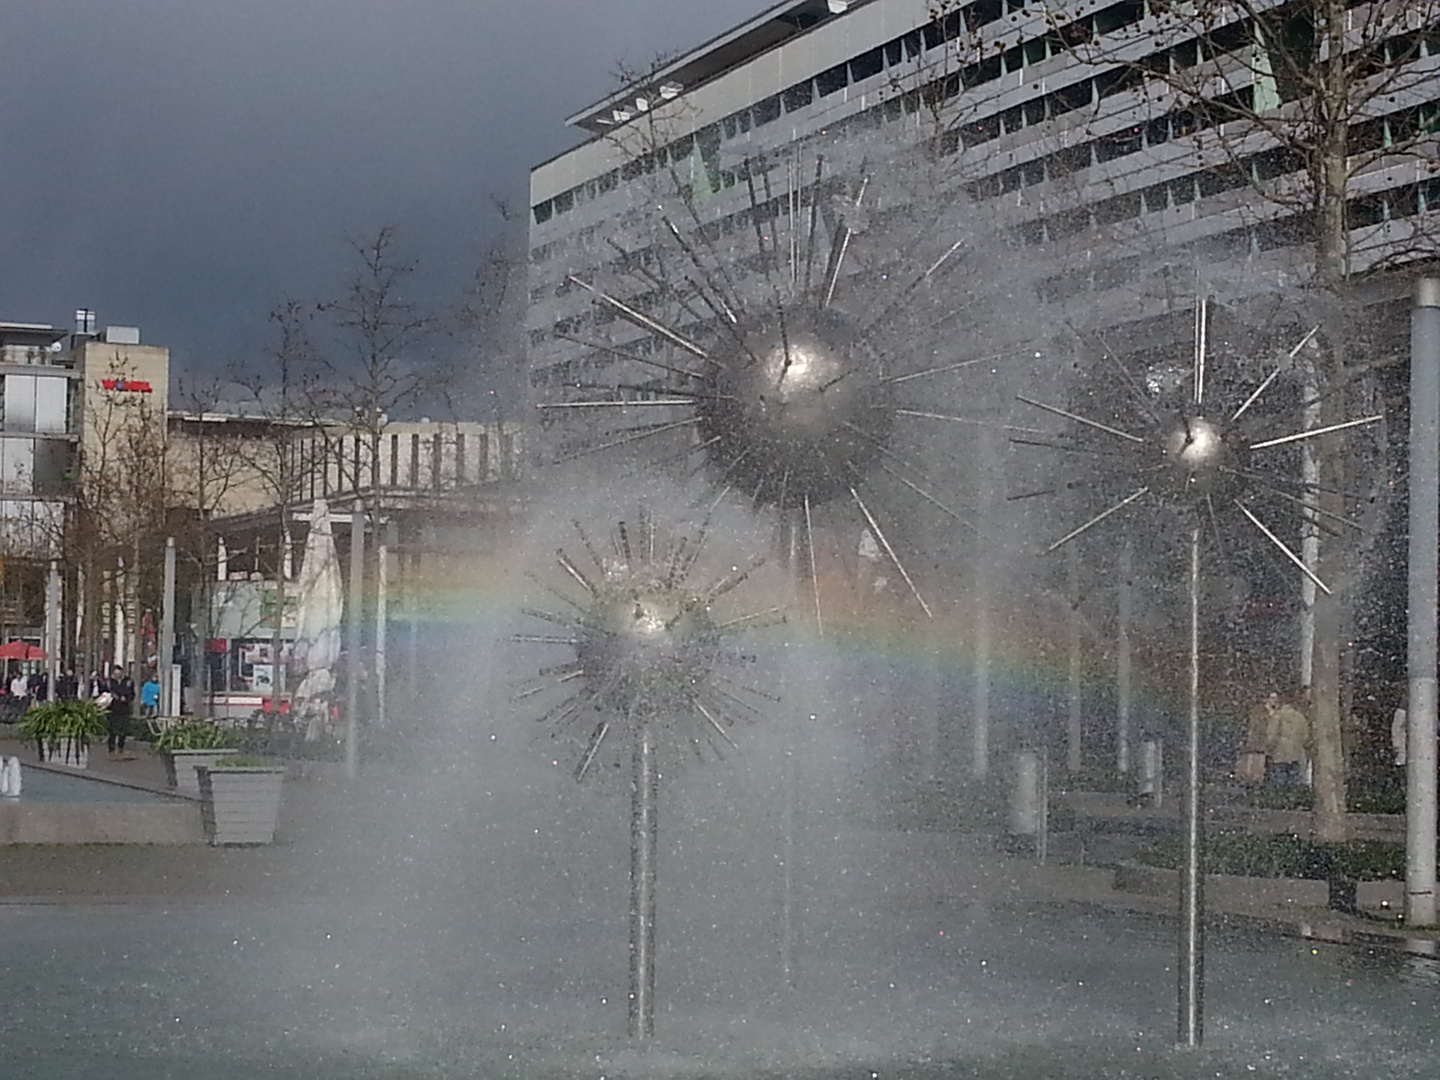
<box><xmin>1095</xmin><ymin>126</ymin><xmax>1143</xmax><ymax>162</ymax></box>
<box><xmin>817</xmin><ymin>63</ymin><xmax>848</xmax><ymax>98</ymax></box>
<box><xmin>753</xmin><ymin>95</ymin><xmax>781</xmax><ymax>126</ymax></box>
<box><xmin>532</xmin><ymin>200</ymin><xmax>553</xmax><ymax>225</ymax></box>
<box><xmin>783</xmin><ymin>80</ymin><xmax>814</xmax><ymax>112</ymax></box>
<box><xmin>850</xmin><ymin>46</ymin><xmax>883</xmax><ymax>82</ymax></box>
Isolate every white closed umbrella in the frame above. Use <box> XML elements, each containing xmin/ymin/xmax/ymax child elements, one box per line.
<box><xmin>292</xmin><ymin>498</ymin><xmax>344</xmax><ymax>738</ymax></box>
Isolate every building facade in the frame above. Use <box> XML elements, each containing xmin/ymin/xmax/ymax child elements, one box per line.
<box><xmin>527</xmin><ymin>0</ymin><xmax>1440</xmax><ymax>391</ymax></box>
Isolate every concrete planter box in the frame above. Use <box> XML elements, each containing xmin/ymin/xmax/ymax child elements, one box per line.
<box><xmin>163</xmin><ymin>749</ymin><xmax>240</xmax><ymax>796</ymax></box>
<box><xmin>38</xmin><ymin>738</ymin><xmax>90</xmax><ymax>769</ymax></box>
<box><xmin>196</xmin><ymin>766</ymin><xmax>285</xmax><ymax>846</ymax></box>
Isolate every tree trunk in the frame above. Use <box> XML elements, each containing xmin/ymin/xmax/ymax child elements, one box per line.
<box><xmin>1307</xmin><ymin>0</ymin><xmax>1351</xmax><ymax>842</ymax></box>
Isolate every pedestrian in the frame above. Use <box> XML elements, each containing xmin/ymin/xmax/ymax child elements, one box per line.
<box><xmin>9</xmin><ymin>669</ymin><xmax>28</xmax><ymax>704</ymax></box>
<box><xmin>140</xmin><ymin>674</ymin><xmax>160</xmax><ymax>718</ymax></box>
<box><xmin>28</xmin><ymin>670</ymin><xmax>47</xmax><ymax>703</ymax></box>
<box><xmin>1235</xmin><ymin>699</ymin><xmax>1268</xmax><ymax>786</ymax></box>
<box><xmin>102</xmin><ymin>666</ymin><xmax>136</xmax><ymax>761</ymax></box>
<box><xmin>1263</xmin><ymin>691</ymin><xmax>1310</xmax><ymax>787</ymax></box>
<box><xmin>56</xmin><ymin>669</ymin><xmax>77</xmax><ymax>701</ymax></box>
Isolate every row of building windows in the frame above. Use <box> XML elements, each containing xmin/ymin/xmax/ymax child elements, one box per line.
<box><xmin>1034</xmin><ymin>175</ymin><xmax>1440</xmax><ymax>303</ymax></box>
<box><xmin>531</xmin><ymin>154</ymin><xmax>1437</xmax><ymax>367</ymax></box>
<box><xmin>533</xmin><ymin>0</ymin><xmax>1437</xmax><ymax>255</ymax></box>
<box><xmin>531</xmin><ymin>0</ymin><xmax>1172</xmax><ymax>227</ymax></box>
<box><xmin>530</xmin><ymin>81</ymin><xmax>1438</xmax><ymax>348</ymax></box>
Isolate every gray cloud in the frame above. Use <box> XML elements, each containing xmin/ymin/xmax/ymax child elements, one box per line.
<box><xmin>0</xmin><ymin>0</ymin><xmax>761</xmax><ymax>380</ymax></box>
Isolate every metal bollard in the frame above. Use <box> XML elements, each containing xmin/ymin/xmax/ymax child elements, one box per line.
<box><xmin>1010</xmin><ymin>750</ymin><xmax>1049</xmax><ymax>859</ymax></box>
<box><xmin>1011</xmin><ymin>750</ymin><xmax>1041</xmax><ymax>836</ymax></box>
<box><xmin>1138</xmin><ymin>738</ymin><xmax>1163</xmax><ymax>808</ymax></box>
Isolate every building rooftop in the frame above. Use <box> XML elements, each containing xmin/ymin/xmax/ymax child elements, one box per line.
<box><xmin>565</xmin><ymin>0</ymin><xmax>865</xmax><ymax>135</ymax></box>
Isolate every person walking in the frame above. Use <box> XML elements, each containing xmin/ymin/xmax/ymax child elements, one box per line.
<box><xmin>102</xmin><ymin>666</ymin><xmax>136</xmax><ymax>761</ymax></box>
<box><xmin>140</xmin><ymin>674</ymin><xmax>160</xmax><ymax>718</ymax></box>
<box><xmin>1263</xmin><ymin>691</ymin><xmax>1310</xmax><ymax>787</ymax></box>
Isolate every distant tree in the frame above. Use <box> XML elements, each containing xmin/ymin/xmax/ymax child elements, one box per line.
<box><xmin>314</xmin><ymin>225</ymin><xmax>447</xmax><ymax>507</ymax></box>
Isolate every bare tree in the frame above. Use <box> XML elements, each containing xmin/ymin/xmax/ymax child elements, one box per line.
<box><xmin>1040</xmin><ymin>0</ymin><xmax>1440</xmax><ymax>839</ymax></box>
<box><xmin>315</xmin><ymin>226</ymin><xmax>446</xmax><ymax>505</ymax></box>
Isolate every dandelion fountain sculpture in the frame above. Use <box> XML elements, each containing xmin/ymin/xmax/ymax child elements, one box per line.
<box><xmin>1015</xmin><ymin>298</ymin><xmax>1384</xmax><ymax>1046</ymax></box>
<box><xmin>515</xmin><ymin>512</ymin><xmax>776</xmax><ymax>1037</ymax></box>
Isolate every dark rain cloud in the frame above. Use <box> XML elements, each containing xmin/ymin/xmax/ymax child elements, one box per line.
<box><xmin>0</xmin><ymin>0</ymin><xmax>762</xmax><ymax>378</ymax></box>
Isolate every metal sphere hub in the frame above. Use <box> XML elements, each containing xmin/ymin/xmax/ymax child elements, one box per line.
<box><xmin>576</xmin><ymin>577</ymin><xmax>720</xmax><ymax>716</ymax></box>
<box><xmin>695</xmin><ymin>310</ymin><xmax>893</xmax><ymax>510</ymax></box>
<box><xmin>1156</xmin><ymin>415</ymin><xmax>1246</xmax><ymax>501</ymax></box>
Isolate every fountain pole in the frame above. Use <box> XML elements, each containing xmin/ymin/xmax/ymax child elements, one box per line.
<box><xmin>629</xmin><ymin>712</ymin><xmax>658</xmax><ymax>1038</ymax></box>
<box><xmin>1178</xmin><ymin>523</ymin><xmax>1204</xmax><ymax>1046</ymax></box>
<box><xmin>345</xmin><ymin>501</ymin><xmax>365</xmax><ymax>781</ymax></box>
<box><xmin>1117</xmin><ymin>541</ymin><xmax>1132</xmax><ymax>774</ymax></box>
<box><xmin>160</xmin><ymin>538</ymin><xmax>176</xmax><ymax>717</ymax></box>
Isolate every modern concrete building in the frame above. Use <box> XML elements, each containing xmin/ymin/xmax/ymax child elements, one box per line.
<box><xmin>527</xmin><ymin>0</ymin><xmax>1440</xmax><ymax>391</ymax></box>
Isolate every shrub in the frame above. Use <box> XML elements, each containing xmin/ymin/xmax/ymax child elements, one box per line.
<box><xmin>17</xmin><ymin>699</ymin><xmax>107</xmax><ymax>743</ymax></box>
<box><xmin>151</xmin><ymin>722</ymin><xmax>240</xmax><ymax>753</ymax></box>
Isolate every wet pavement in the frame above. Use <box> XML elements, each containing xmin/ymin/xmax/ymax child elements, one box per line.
<box><xmin>2</xmin><ymin>737</ymin><xmax>1438</xmax><ymax>1077</ymax></box>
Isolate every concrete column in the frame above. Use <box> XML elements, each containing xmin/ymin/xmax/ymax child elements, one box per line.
<box><xmin>1407</xmin><ymin>277</ymin><xmax>1440</xmax><ymax>927</ymax></box>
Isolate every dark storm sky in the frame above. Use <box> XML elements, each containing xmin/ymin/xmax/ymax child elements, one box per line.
<box><xmin>0</xmin><ymin>0</ymin><xmax>764</xmax><ymax>381</ymax></box>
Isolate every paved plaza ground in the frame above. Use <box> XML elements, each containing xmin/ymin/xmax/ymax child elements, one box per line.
<box><xmin>2</xmin><ymin>734</ymin><xmax>1438</xmax><ymax>1078</ymax></box>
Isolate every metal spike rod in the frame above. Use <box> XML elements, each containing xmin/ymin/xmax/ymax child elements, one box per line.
<box><xmin>556</xmin><ymin>551</ymin><xmax>596</xmax><ymax>594</ymax></box>
<box><xmin>1234</xmin><ymin>500</ymin><xmax>1332</xmax><ymax>594</ymax></box>
<box><xmin>886</xmin><ymin>358</ymin><xmax>982</xmax><ymax>385</ymax></box>
<box><xmin>1016</xmin><ymin>396</ymin><xmax>1146</xmax><ymax>444</ymax></box>
<box><xmin>568</xmin><ymin>276</ymin><xmax>710</xmax><ymax>359</ymax></box>
<box><xmin>804</xmin><ymin>495</ymin><xmax>823</xmax><ymax>638</ymax></box>
<box><xmin>1046</xmin><ymin>488</ymin><xmax>1150</xmax><ymax>553</ymax></box>
<box><xmin>851</xmin><ymin>486</ymin><xmax>933</xmax><ymax>617</ymax></box>
<box><xmin>537</xmin><ymin>399</ymin><xmax>697</xmax><ymax>409</ymax></box>
<box><xmin>694</xmin><ymin>700</ymin><xmax>737</xmax><ymax>749</ymax></box>
<box><xmin>1249</xmin><ymin>414</ymin><xmax>1384</xmax><ymax>450</ymax></box>
<box><xmin>574</xmin><ymin>721</ymin><xmax>611</xmax><ymax>781</ymax></box>
<box><xmin>1230</xmin><ymin>326</ymin><xmax>1320</xmax><ymax>422</ymax></box>
<box><xmin>556</xmin><ymin>334</ymin><xmax>708</xmax><ymax>382</ymax></box>
<box><xmin>554</xmin><ymin>418</ymin><xmax>702</xmax><ymax>464</ymax></box>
